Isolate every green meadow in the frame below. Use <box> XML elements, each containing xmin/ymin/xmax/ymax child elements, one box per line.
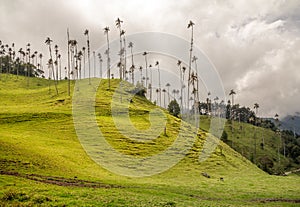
<box><xmin>0</xmin><ymin>75</ymin><xmax>299</xmax><ymax>206</ymax></box>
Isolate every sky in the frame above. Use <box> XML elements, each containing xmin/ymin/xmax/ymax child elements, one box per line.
<box><xmin>0</xmin><ymin>0</ymin><xmax>300</xmax><ymax>118</ymax></box>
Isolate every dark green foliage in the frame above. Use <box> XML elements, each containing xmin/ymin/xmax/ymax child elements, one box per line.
<box><xmin>0</xmin><ymin>55</ymin><xmax>43</xmax><ymax>77</ymax></box>
<box><xmin>168</xmin><ymin>99</ymin><xmax>180</xmax><ymax>117</ymax></box>
<box><xmin>258</xmin><ymin>156</ymin><xmax>274</xmax><ymax>174</ymax></box>
<box><xmin>221</xmin><ymin>130</ymin><xmax>228</xmax><ymax>142</ymax></box>
<box><xmin>129</xmin><ymin>82</ymin><xmax>146</xmax><ymax>97</ymax></box>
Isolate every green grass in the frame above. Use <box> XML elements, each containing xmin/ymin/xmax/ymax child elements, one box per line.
<box><xmin>0</xmin><ymin>74</ymin><xmax>299</xmax><ymax>206</ymax></box>
<box><xmin>199</xmin><ymin>116</ymin><xmax>298</xmax><ymax>174</ymax></box>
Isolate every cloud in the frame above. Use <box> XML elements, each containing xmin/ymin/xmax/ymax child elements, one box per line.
<box><xmin>0</xmin><ymin>0</ymin><xmax>299</xmax><ymax>117</ymax></box>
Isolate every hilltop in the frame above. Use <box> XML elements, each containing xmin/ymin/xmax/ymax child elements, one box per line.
<box><xmin>0</xmin><ymin>74</ymin><xmax>299</xmax><ymax>206</ymax></box>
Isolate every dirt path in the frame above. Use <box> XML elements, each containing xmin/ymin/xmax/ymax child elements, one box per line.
<box><xmin>1</xmin><ymin>170</ymin><xmax>300</xmax><ymax>204</ymax></box>
<box><xmin>0</xmin><ymin>171</ymin><xmax>122</xmax><ymax>188</ymax></box>
<box><xmin>284</xmin><ymin>168</ymin><xmax>300</xmax><ymax>175</ymax></box>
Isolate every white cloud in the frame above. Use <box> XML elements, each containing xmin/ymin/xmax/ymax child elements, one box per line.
<box><xmin>0</xmin><ymin>0</ymin><xmax>299</xmax><ymax>117</ymax></box>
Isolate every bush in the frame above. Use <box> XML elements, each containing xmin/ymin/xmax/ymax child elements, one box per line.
<box><xmin>221</xmin><ymin>130</ymin><xmax>228</xmax><ymax>142</ymax></box>
<box><xmin>167</xmin><ymin>99</ymin><xmax>180</xmax><ymax>117</ymax></box>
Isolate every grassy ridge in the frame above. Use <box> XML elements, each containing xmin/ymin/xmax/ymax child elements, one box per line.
<box><xmin>0</xmin><ymin>74</ymin><xmax>299</xmax><ymax>206</ymax></box>
<box><xmin>199</xmin><ymin>116</ymin><xmax>297</xmax><ymax>174</ymax></box>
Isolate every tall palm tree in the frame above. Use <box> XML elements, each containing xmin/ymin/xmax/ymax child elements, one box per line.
<box><xmin>77</xmin><ymin>50</ymin><xmax>83</xmax><ymax>79</ymax></box>
<box><xmin>45</xmin><ymin>37</ymin><xmax>58</xmax><ymax>95</ymax></box>
<box><xmin>54</xmin><ymin>44</ymin><xmax>59</xmax><ymax>81</ymax></box>
<box><xmin>142</xmin><ymin>52</ymin><xmax>148</xmax><ymax>91</ymax></box>
<box><xmin>39</xmin><ymin>53</ymin><xmax>43</xmax><ymax>78</ymax></box>
<box><xmin>58</xmin><ymin>54</ymin><xmax>61</xmax><ymax>80</ymax></box>
<box><xmin>25</xmin><ymin>43</ymin><xmax>30</xmax><ymax>85</ymax></box>
<box><xmin>189</xmin><ymin>71</ymin><xmax>198</xmax><ymax>109</ymax></box>
<box><xmin>253</xmin><ymin>103</ymin><xmax>260</xmax><ymax>162</ymax></box>
<box><xmin>121</xmin><ymin>29</ymin><xmax>127</xmax><ymax>80</ymax></box>
<box><xmin>116</xmin><ymin>18</ymin><xmax>123</xmax><ymax>79</ymax></box>
<box><xmin>155</xmin><ymin>61</ymin><xmax>161</xmax><ymax>106</ymax></box>
<box><xmin>82</xmin><ymin>47</ymin><xmax>86</xmax><ymax>78</ymax></box>
<box><xmin>98</xmin><ymin>53</ymin><xmax>103</xmax><ymax>78</ymax></box>
<box><xmin>172</xmin><ymin>89</ymin><xmax>176</xmax><ymax>100</ymax></box>
<box><xmin>229</xmin><ymin>89</ymin><xmax>236</xmax><ymax>121</ymax></box>
<box><xmin>192</xmin><ymin>56</ymin><xmax>199</xmax><ymax>108</ymax></box>
<box><xmin>177</xmin><ymin>60</ymin><xmax>183</xmax><ymax>111</ymax></box>
<box><xmin>166</xmin><ymin>83</ymin><xmax>171</xmax><ymax>104</ymax></box>
<box><xmin>155</xmin><ymin>88</ymin><xmax>160</xmax><ymax>105</ymax></box>
<box><xmin>139</xmin><ymin>66</ymin><xmax>143</xmax><ymax>86</ymax></box>
<box><xmin>187</xmin><ymin>20</ymin><xmax>195</xmax><ymax>110</ymax></box>
<box><xmin>128</xmin><ymin>42</ymin><xmax>135</xmax><ymax>84</ymax></box>
<box><xmin>69</xmin><ymin>40</ymin><xmax>78</xmax><ymax>80</ymax></box>
<box><xmin>229</xmin><ymin>89</ymin><xmax>236</xmax><ymax>106</ymax></box>
<box><xmin>67</xmin><ymin>28</ymin><xmax>71</xmax><ymax>96</ymax></box>
<box><xmin>162</xmin><ymin>88</ymin><xmax>166</xmax><ymax>108</ymax></box>
<box><xmin>274</xmin><ymin>113</ymin><xmax>283</xmax><ymax>162</ymax></box>
<box><xmin>84</xmin><ymin>29</ymin><xmax>91</xmax><ymax>84</ymax></box>
<box><xmin>104</xmin><ymin>26</ymin><xmax>111</xmax><ymax>89</ymax></box>
<box><xmin>254</xmin><ymin>103</ymin><xmax>259</xmax><ymax>116</ymax></box>
<box><xmin>149</xmin><ymin>64</ymin><xmax>153</xmax><ymax>101</ymax></box>
<box><xmin>93</xmin><ymin>51</ymin><xmax>96</xmax><ymax>77</ymax></box>
<box><xmin>214</xmin><ymin>96</ymin><xmax>219</xmax><ymax>116</ymax></box>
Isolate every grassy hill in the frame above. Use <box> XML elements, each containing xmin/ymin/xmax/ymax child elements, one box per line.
<box><xmin>199</xmin><ymin>116</ymin><xmax>300</xmax><ymax>174</ymax></box>
<box><xmin>0</xmin><ymin>74</ymin><xmax>299</xmax><ymax>206</ymax></box>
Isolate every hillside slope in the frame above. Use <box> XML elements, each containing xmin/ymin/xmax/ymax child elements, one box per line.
<box><xmin>0</xmin><ymin>75</ymin><xmax>299</xmax><ymax>206</ymax></box>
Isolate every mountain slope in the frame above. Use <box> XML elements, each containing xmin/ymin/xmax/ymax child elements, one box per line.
<box><xmin>0</xmin><ymin>74</ymin><xmax>299</xmax><ymax>206</ymax></box>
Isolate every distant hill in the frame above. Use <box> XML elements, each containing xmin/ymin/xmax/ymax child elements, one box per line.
<box><xmin>281</xmin><ymin>114</ymin><xmax>300</xmax><ymax>135</ymax></box>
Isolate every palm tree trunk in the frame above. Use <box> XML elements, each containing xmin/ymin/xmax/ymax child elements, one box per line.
<box><xmin>67</xmin><ymin>29</ymin><xmax>71</xmax><ymax>96</ymax></box>
<box><xmin>93</xmin><ymin>51</ymin><xmax>96</xmax><ymax>77</ymax></box>
<box><xmin>106</xmin><ymin>33</ymin><xmax>110</xmax><ymax>89</ymax></box>
<box><xmin>87</xmin><ymin>35</ymin><xmax>91</xmax><ymax>84</ymax></box>
<box><xmin>187</xmin><ymin>26</ymin><xmax>194</xmax><ymax>111</ymax></box>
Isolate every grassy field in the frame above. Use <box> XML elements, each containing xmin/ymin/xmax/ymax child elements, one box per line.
<box><xmin>0</xmin><ymin>74</ymin><xmax>299</xmax><ymax>206</ymax></box>
<box><xmin>198</xmin><ymin>115</ymin><xmax>298</xmax><ymax>174</ymax></box>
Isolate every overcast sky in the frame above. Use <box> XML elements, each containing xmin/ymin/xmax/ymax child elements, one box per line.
<box><xmin>1</xmin><ymin>0</ymin><xmax>299</xmax><ymax>118</ymax></box>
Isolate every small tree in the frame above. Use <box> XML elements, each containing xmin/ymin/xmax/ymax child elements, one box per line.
<box><xmin>168</xmin><ymin>99</ymin><xmax>180</xmax><ymax>117</ymax></box>
<box><xmin>221</xmin><ymin>130</ymin><xmax>228</xmax><ymax>143</ymax></box>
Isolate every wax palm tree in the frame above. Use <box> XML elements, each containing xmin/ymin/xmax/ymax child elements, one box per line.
<box><xmin>104</xmin><ymin>26</ymin><xmax>111</xmax><ymax>89</ymax></box>
<box><xmin>187</xmin><ymin>20</ymin><xmax>195</xmax><ymax>110</ymax></box>
<box><xmin>254</xmin><ymin>103</ymin><xmax>259</xmax><ymax>117</ymax></box>
<box><xmin>25</xmin><ymin>43</ymin><xmax>30</xmax><ymax>84</ymax></box>
<box><xmin>155</xmin><ymin>61</ymin><xmax>161</xmax><ymax>106</ymax></box>
<box><xmin>97</xmin><ymin>53</ymin><xmax>103</xmax><ymax>78</ymax></box>
<box><xmin>39</xmin><ymin>53</ymin><xmax>43</xmax><ymax>78</ymax></box>
<box><xmin>93</xmin><ymin>51</ymin><xmax>96</xmax><ymax>77</ymax></box>
<box><xmin>128</xmin><ymin>42</ymin><xmax>135</xmax><ymax>84</ymax></box>
<box><xmin>69</xmin><ymin>40</ymin><xmax>78</xmax><ymax>79</ymax></box>
<box><xmin>172</xmin><ymin>89</ymin><xmax>176</xmax><ymax>100</ymax></box>
<box><xmin>189</xmin><ymin>71</ymin><xmax>198</xmax><ymax>107</ymax></box>
<box><xmin>139</xmin><ymin>66</ymin><xmax>143</xmax><ymax>85</ymax></box>
<box><xmin>192</xmin><ymin>55</ymin><xmax>199</xmax><ymax>108</ymax></box>
<box><xmin>142</xmin><ymin>52</ymin><xmax>148</xmax><ymax>90</ymax></box>
<box><xmin>229</xmin><ymin>89</ymin><xmax>236</xmax><ymax>106</ymax></box>
<box><xmin>116</xmin><ymin>18</ymin><xmax>123</xmax><ymax>79</ymax></box>
<box><xmin>148</xmin><ymin>64</ymin><xmax>153</xmax><ymax>101</ymax></box>
<box><xmin>166</xmin><ymin>83</ymin><xmax>171</xmax><ymax>104</ymax></box>
<box><xmin>45</xmin><ymin>37</ymin><xmax>58</xmax><ymax>95</ymax></box>
<box><xmin>67</xmin><ymin>28</ymin><xmax>71</xmax><ymax>95</ymax></box>
<box><xmin>82</xmin><ymin>47</ymin><xmax>86</xmax><ymax>78</ymax></box>
<box><xmin>121</xmin><ymin>29</ymin><xmax>127</xmax><ymax>79</ymax></box>
<box><xmin>155</xmin><ymin>88</ymin><xmax>160</xmax><ymax>105</ymax></box>
<box><xmin>229</xmin><ymin>89</ymin><xmax>236</xmax><ymax>121</ymax></box>
<box><xmin>177</xmin><ymin>60</ymin><xmax>183</xmax><ymax>111</ymax></box>
<box><xmin>84</xmin><ymin>29</ymin><xmax>91</xmax><ymax>84</ymax></box>
<box><xmin>77</xmin><ymin>51</ymin><xmax>83</xmax><ymax>79</ymax></box>
<box><xmin>162</xmin><ymin>88</ymin><xmax>166</xmax><ymax>108</ymax></box>
<box><xmin>54</xmin><ymin>44</ymin><xmax>59</xmax><ymax>81</ymax></box>
<box><xmin>57</xmin><ymin>54</ymin><xmax>61</xmax><ymax>80</ymax></box>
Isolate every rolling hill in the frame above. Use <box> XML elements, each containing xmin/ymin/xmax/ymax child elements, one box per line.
<box><xmin>0</xmin><ymin>74</ymin><xmax>299</xmax><ymax>206</ymax></box>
